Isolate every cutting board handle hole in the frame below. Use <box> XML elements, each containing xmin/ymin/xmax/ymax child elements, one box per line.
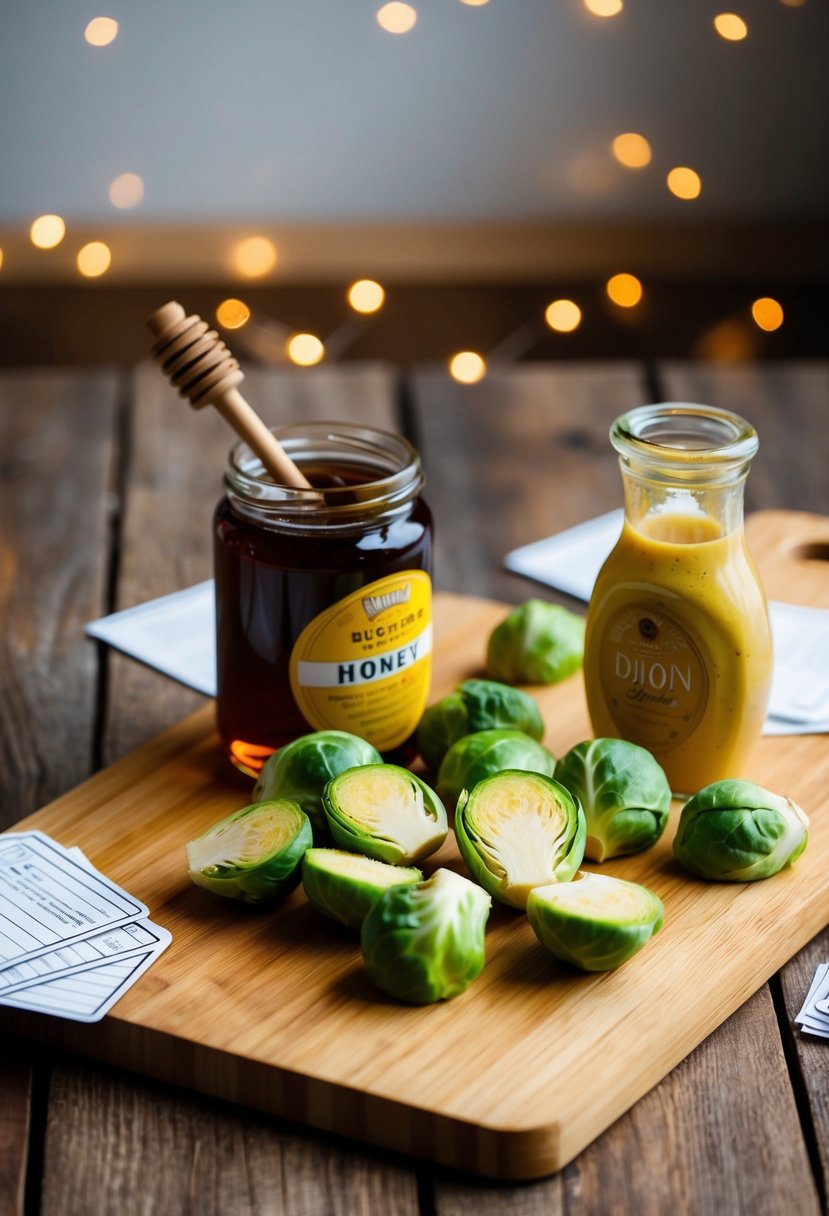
<box><xmin>790</xmin><ymin>541</ymin><xmax>829</xmax><ymax>563</ymax></box>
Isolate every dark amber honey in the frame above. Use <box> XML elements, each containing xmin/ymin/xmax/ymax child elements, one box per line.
<box><xmin>214</xmin><ymin>434</ymin><xmax>432</xmax><ymax>775</ymax></box>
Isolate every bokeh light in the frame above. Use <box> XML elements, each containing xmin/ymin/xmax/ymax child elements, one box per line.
<box><xmin>449</xmin><ymin>352</ymin><xmax>487</xmax><ymax>384</ymax></box>
<box><xmin>611</xmin><ymin>133</ymin><xmax>652</xmax><ymax>169</ymax></box>
<box><xmin>606</xmin><ymin>273</ymin><xmax>643</xmax><ymax>307</ymax></box>
<box><xmin>216</xmin><ymin>299</ymin><xmax>251</xmax><ymax>329</ymax></box>
<box><xmin>231</xmin><ymin>236</ymin><xmax>278</xmax><ymax>278</ymax></box>
<box><xmin>108</xmin><ymin>173</ymin><xmax>144</xmax><ymax>209</ymax></box>
<box><xmin>751</xmin><ymin>297</ymin><xmax>784</xmax><ymax>332</ymax></box>
<box><xmin>545</xmin><ymin>300</ymin><xmax>583</xmax><ymax>333</ymax></box>
<box><xmin>714</xmin><ymin>13</ymin><xmax>748</xmax><ymax>40</ymax></box>
<box><xmin>376</xmin><ymin>3</ymin><xmax>418</xmax><ymax>33</ymax></box>
<box><xmin>459</xmin><ymin>0</ymin><xmax>490</xmax><ymax>5</ymax></box>
<box><xmin>77</xmin><ymin>242</ymin><xmax>112</xmax><ymax>277</ymax></box>
<box><xmin>347</xmin><ymin>279</ymin><xmax>385</xmax><ymax>314</ymax></box>
<box><xmin>30</xmin><ymin>215</ymin><xmax>66</xmax><ymax>249</ymax></box>
<box><xmin>0</xmin><ymin>248</ymin><xmax>3</xmax><ymax>271</ymax></box>
<box><xmin>287</xmin><ymin>333</ymin><xmax>325</xmax><ymax>366</ymax></box>
<box><xmin>84</xmin><ymin>17</ymin><xmax>118</xmax><ymax>46</ymax></box>
<box><xmin>583</xmin><ymin>0</ymin><xmax>623</xmax><ymax>16</ymax></box>
<box><xmin>667</xmin><ymin>167</ymin><xmax>702</xmax><ymax>199</ymax></box>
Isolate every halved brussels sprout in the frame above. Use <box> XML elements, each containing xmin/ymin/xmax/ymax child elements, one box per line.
<box><xmin>455</xmin><ymin>770</ymin><xmax>585</xmax><ymax>908</ymax></box>
<box><xmin>673</xmin><ymin>779</ymin><xmax>809</xmax><ymax>881</ymax></box>
<box><xmin>302</xmin><ymin>848</ymin><xmax>422</xmax><ymax>931</ymax></box>
<box><xmin>417</xmin><ymin>679</ymin><xmax>544</xmax><ymax>771</ymax></box>
<box><xmin>323</xmin><ymin>764</ymin><xmax>448</xmax><ymax>865</ymax></box>
<box><xmin>527</xmin><ymin>872</ymin><xmax>664</xmax><ymax>971</ymax></box>
<box><xmin>437</xmin><ymin>729</ymin><xmax>556</xmax><ymax>808</ymax></box>
<box><xmin>554</xmin><ymin>738</ymin><xmax>671</xmax><ymax>862</ymax></box>
<box><xmin>486</xmin><ymin>599</ymin><xmax>585</xmax><ymax>685</ymax></box>
<box><xmin>253</xmin><ymin>731</ymin><xmax>382</xmax><ymax>838</ymax></box>
<box><xmin>361</xmin><ymin>868</ymin><xmax>491</xmax><ymax>1004</ymax></box>
<box><xmin>186</xmin><ymin>799</ymin><xmax>312</xmax><ymax>903</ymax></box>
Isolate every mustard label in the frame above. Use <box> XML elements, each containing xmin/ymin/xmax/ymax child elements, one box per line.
<box><xmin>599</xmin><ymin>603</ymin><xmax>709</xmax><ymax>752</ymax></box>
<box><xmin>289</xmin><ymin>570</ymin><xmax>432</xmax><ymax>751</ymax></box>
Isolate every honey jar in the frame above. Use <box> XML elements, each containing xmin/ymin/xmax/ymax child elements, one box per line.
<box><xmin>213</xmin><ymin>422</ymin><xmax>433</xmax><ymax>775</ymax></box>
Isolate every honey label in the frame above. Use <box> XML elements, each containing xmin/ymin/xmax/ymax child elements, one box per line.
<box><xmin>289</xmin><ymin>570</ymin><xmax>432</xmax><ymax>751</ymax></box>
<box><xmin>599</xmin><ymin>603</ymin><xmax>709</xmax><ymax>752</ymax></box>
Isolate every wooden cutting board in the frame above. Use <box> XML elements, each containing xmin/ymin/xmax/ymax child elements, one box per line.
<box><xmin>2</xmin><ymin>510</ymin><xmax>828</xmax><ymax>1180</ymax></box>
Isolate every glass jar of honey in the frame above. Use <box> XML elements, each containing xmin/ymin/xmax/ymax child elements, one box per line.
<box><xmin>214</xmin><ymin>422</ymin><xmax>433</xmax><ymax>775</ymax></box>
<box><xmin>583</xmin><ymin>404</ymin><xmax>772</xmax><ymax>795</ymax></box>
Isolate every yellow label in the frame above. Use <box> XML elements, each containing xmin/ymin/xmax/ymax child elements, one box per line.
<box><xmin>289</xmin><ymin>570</ymin><xmax>432</xmax><ymax>752</ymax></box>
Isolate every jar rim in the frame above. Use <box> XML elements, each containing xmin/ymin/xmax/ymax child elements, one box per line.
<box><xmin>611</xmin><ymin>403</ymin><xmax>758</xmax><ymax>467</ymax></box>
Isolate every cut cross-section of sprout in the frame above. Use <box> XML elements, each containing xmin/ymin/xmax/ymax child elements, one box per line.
<box><xmin>323</xmin><ymin>764</ymin><xmax>448</xmax><ymax>865</ymax></box>
<box><xmin>186</xmin><ymin>799</ymin><xmax>312</xmax><ymax>903</ymax></box>
<box><xmin>302</xmin><ymin>848</ymin><xmax>422</xmax><ymax>930</ymax></box>
<box><xmin>455</xmin><ymin>770</ymin><xmax>585</xmax><ymax>908</ymax></box>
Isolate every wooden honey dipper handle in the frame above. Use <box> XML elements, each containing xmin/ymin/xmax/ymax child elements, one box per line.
<box><xmin>145</xmin><ymin>301</ymin><xmax>312</xmax><ymax>489</ymax></box>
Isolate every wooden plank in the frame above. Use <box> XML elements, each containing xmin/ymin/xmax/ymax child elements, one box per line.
<box><xmin>102</xmin><ymin>361</ymin><xmax>402</xmax><ymax>763</ymax></box>
<box><xmin>3</xmin><ymin>569</ymin><xmax>827</xmax><ymax>1182</ymax></box>
<box><xmin>658</xmin><ymin>361</ymin><xmax>829</xmax><ymax>516</ymax></box>
<box><xmin>0</xmin><ymin>370</ymin><xmax>118</xmax><ymax>1216</ymax></box>
<box><xmin>39</xmin><ymin>363</ymin><xmax>414</xmax><ymax>1216</ymax></box>
<box><xmin>409</xmin><ymin>362</ymin><xmax>648</xmax><ymax>602</ymax></box>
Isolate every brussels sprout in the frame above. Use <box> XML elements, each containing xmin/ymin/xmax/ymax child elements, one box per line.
<box><xmin>486</xmin><ymin>599</ymin><xmax>585</xmax><ymax>685</ymax></box>
<box><xmin>302</xmin><ymin>848</ymin><xmax>422</xmax><ymax>931</ymax></box>
<box><xmin>253</xmin><ymin>731</ymin><xmax>382</xmax><ymax>838</ymax></box>
<box><xmin>455</xmin><ymin>770</ymin><xmax>585</xmax><ymax>908</ymax></box>
<box><xmin>437</xmin><ymin>729</ymin><xmax>556</xmax><ymax>808</ymax></box>
<box><xmin>323</xmin><ymin>764</ymin><xmax>448</xmax><ymax>865</ymax></box>
<box><xmin>187</xmin><ymin>799</ymin><xmax>312</xmax><ymax>904</ymax></box>
<box><xmin>554</xmin><ymin>738</ymin><xmax>671</xmax><ymax>862</ymax></box>
<box><xmin>361</xmin><ymin>868</ymin><xmax>491</xmax><ymax>1003</ymax></box>
<box><xmin>417</xmin><ymin>679</ymin><xmax>545</xmax><ymax>770</ymax></box>
<box><xmin>527</xmin><ymin>872</ymin><xmax>664</xmax><ymax>971</ymax></box>
<box><xmin>673</xmin><ymin>779</ymin><xmax>809</xmax><ymax>881</ymax></box>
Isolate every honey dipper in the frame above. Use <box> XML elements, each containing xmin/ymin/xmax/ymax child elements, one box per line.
<box><xmin>145</xmin><ymin>301</ymin><xmax>312</xmax><ymax>489</ymax></box>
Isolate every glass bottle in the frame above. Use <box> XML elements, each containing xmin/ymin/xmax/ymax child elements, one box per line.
<box><xmin>213</xmin><ymin>422</ymin><xmax>433</xmax><ymax>776</ymax></box>
<box><xmin>583</xmin><ymin>403</ymin><xmax>772</xmax><ymax>794</ymax></box>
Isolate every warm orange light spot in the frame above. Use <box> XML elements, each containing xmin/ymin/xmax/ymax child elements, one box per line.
<box><xmin>449</xmin><ymin>352</ymin><xmax>486</xmax><ymax>384</ymax></box>
<box><xmin>751</xmin><ymin>297</ymin><xmax>784</xmax><ymax>332</ymax></box>
<box><xmin>611</xmin><ymin>133</ymin><xmax>652</xmax><ymax>169</ymax></box>
<box><xmin>779</xmin><ymin>0</ymin><xmax>807</xmax><ymax>6</ymax></box>
<box><xmin>347</xmin><ymin>279</ymin><xmax>385</xmax><ymax>314</ymax></box>
<box><xmin>84</xmin><ymin>17</ymin><xmax>118</xmax><ymax>46</ymax></box>
<box><xmin>30</xmin><ymin>214</ymin><xmax>66</xmax><ymax>249</ymax></box>
<box><xmin>458</xmin><ymin>0</ymin><xmax>490</xmax><ymax>5</ymax></box>
<box><xmin>583</xmin><ymin>0</ymin><xmax>623</xmax><ymax>16</ymax></box>
<box><xmin>545</xmin><ymin>300</ymin><xmax>583</xmax><ymax>333</ymax></box>
<box><xmin>231</xmin><ymin>236</ymin><xmax>277</xmax><ymax>278</ymax></box>
<box><xmin>0</xmin><ymin>248</ymin><xmax>4</xmax><ymax>271</ymax></box>
<box><xmin>714</xmin><ymin>13</ymin><xmax>748</xmax><ymax>40</ymax></box>
<box><xmin>376</xmin><ymin>3</ymin><xmax>418</xmax><ymax>33</ymax></box>
<box><xmin>667</xmin><ymin>166</ymin><xmax>702</xmax><ymax>199</ymax></box>
<box><xmin>287</xmin><ymin>333</ymin><xmax>324</xmax><ymax>366</ymax></box>
<box><xmin>606</xmin><ymin>273</ymin><xmax>643</xmax><ymax>308</ymax></box>
<box><xmin>216</xmin><ymin>299</ymin><xmax>251</xmax><ymax>330</ymax></box>
<box><xmin>77</xmin><ymin>242</ymin><xmax>112</xmax><ymax>277</ymax></box>
<box><xmin>108</xmin><ymin>173</ymin><xmax>144</xmax><ymax>209</ymax></box>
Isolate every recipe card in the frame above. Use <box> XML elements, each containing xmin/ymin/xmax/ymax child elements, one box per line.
<box><xmin>0</xmin><ymin>944</ymin><xmax>170</xmax><ymax>1023</ymax></box>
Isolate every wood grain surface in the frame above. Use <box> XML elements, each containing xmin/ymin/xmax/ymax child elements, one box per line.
<box><xmin>2</xmin><ymin>361</ymin><xmax>827</xmax><ymax>1213</ymax></box>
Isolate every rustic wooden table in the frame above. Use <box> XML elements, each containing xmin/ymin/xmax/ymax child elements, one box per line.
<box><xmin>1</xmin><ymin>359</ymin><xmax>827</xmax><ymax>1215</ymax></box>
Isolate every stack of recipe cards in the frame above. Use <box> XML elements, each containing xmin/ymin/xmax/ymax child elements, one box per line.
<box><xmin>0</xmin><ymin>830</ymin><xmax>171</xmax><ymax>1023</ymax></box>
<box><xmin>796</xmin><ymin>964</ymin><xmax>829</xmax><ymax>1040</ymax></box>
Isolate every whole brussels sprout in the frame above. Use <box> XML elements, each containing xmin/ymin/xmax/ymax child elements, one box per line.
<box><xmin>528</xmin><ymin>872</ymin><xmax>664</xmax><ymax>971</ymax></box>
<box><xmin>302</xmin><ymin>848</ymin><xmax>422</xmax><ymax>931</ymax></box>
<box><xmin>416</xmin><ymin>679</ymin><xmax>544</xmax><ymax>771</ymax></box>
<box><xmin>486</xmin><ymin>599</ymin><xmax>585</xmax><ymax>685</ymax></box>
<box><xmin>673</xmin><ymin>779</ymin><xmax>809</xmax><ymax>881</ymax></box>
<box><xmin>253</xmin><ymin>731</ymin><xmax>381</xmax><ymax>838</ymax></box>
<box><xmin>437</xmin><ymin>728</ymin><xmax>556</xmax><ymax>808</ymax></box>
<box><xmin>361</xmin><ymin>868</ymin><xmax>491</xmax><ymax>1003</ymax></box>
<box><xmin>186</xmin><ymin>799</ymin><xmax>312</xmax><ymax>904</ymax></box>
<box><xmin>455</xmin><ymin>770</ymin><xmax>585</xmax><ymax>908</ymax></box>
<box><xmin>323</xmin><ymin>764</ymin><xmax>448</xmax><ymax>865</ymax></box>
<box><xmin>554</xmin><ymin>738</ymin><xmax>671</xmax><ymax>862</ymax></box>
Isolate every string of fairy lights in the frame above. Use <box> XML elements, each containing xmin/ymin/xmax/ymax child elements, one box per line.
<box><xmin>2</xmin><ymin>3</ymin><xmax>806</xmax><ymax>375</ymax></box>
